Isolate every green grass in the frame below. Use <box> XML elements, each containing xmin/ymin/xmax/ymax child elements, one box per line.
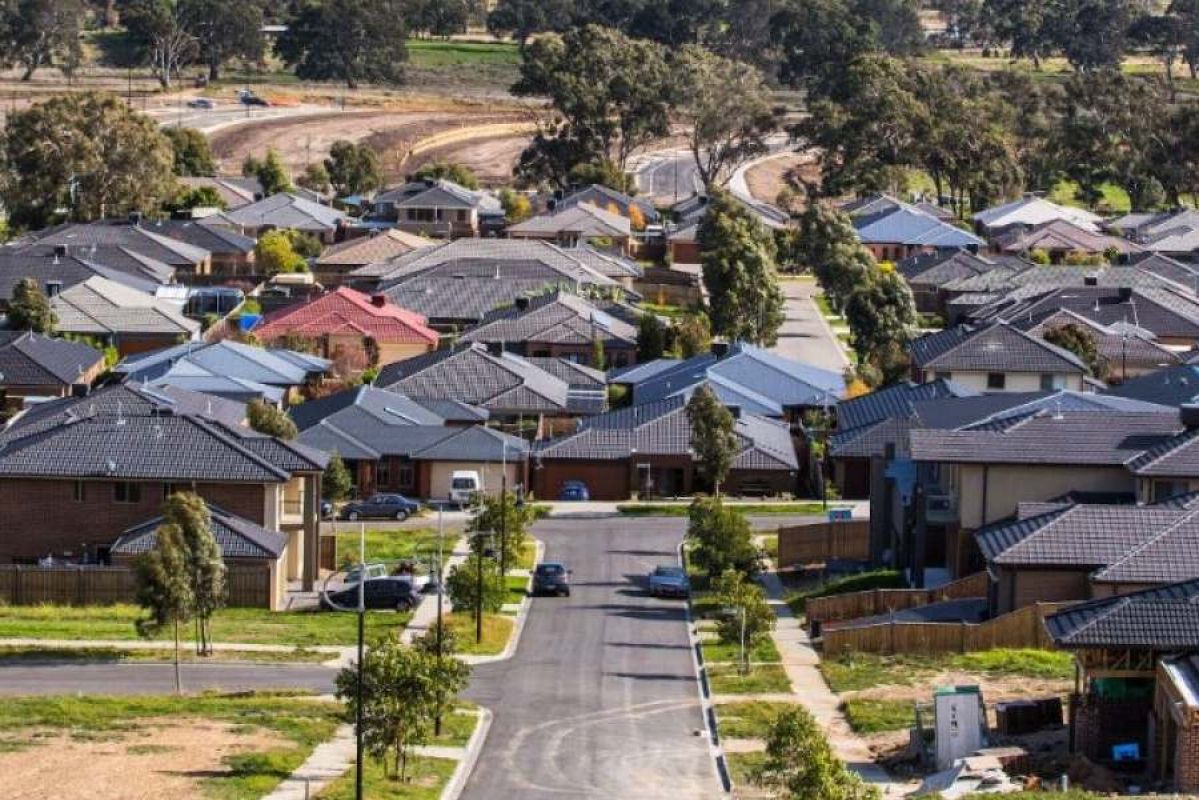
<box><xmin>618</xmin><ymin>502</ymin><xmax>838</xmax><ymax>517</ymax></box>
<box><xmin>406</xmin><ymin>39</ymin><xmax>520</xmax><ymax>67</ymax></box>
<box><xmin>503</xmin><ymin>574</ymin><xmax>529</xmax><ymax>605</ymax></box>
<box><xmin>708</xmin><ymin>663</ymin><xmax>792</xmax><ymax>695</ymax></box>
<box><xmin>725</xmin><ymin>751</ymin><xmax>768</xmax><ymax>788</ymax></box>
<box><xmin>514</xmin><ymin>539</ymin><xmax>538</xmax><ymax>570</ymax></box>
<box><xmin>821</xmin><ymin>649</ymin><xmax>1074</xmax><ymax>693</ymax></box>
<box><xmin>640</xmin><ymin>301</ymin><xmax>690</xmax><ymax>319</ymax></box>
<box><xmin>759</xmin><ymin>534</ymin><xmax>778</xmax><ymax>560</ymax></box>
<box><xmin>335</xmin><ymin>528</ymin><xmax>444</xmax><ymax>568</ymax></box>
<box><xmin>842</xmin><ymin>697</ymin><xmax>915</xmax><ymax>734</ymax></box>
<box><xmin>785</xmin><ymin>569</ymin><xmax>907</xmax><ymax>615</ymax></box>
<box><xmin>315</xmin><ymin>753</ymin><xmax>458</xmax><ymax>799</ymax></box>
<box><xmin>0</xmin><ymin>692</ymin><xmax>340</xmax><ymax>798</ymax></box>
<box><xmin>443</xmin><ymin>613</ymin><xmax>513</xmax><ymax>656</ymax></box>
<box><xmin>1048</xmin><ymin>179</ymin><xmax>1132</xmax><ymax>215</ymax></box>
<box><xmin>0</xmin><ymin>645</ymin><xmax>331</xmax><ymax>664</ymax></box>
<box><xmin>715</xmin><ymin>700</ymin><xmax>797</xmax><ymax>739</ymax></box>
<box><xmin>951</xmin><ymin>648</ymin><xmax>1073</xmax><ymax>680</ymax></box>
<box><xmin>0</xmin><ymin>604</ymin><xmax>407</xmax><ymax>647</ymax></box>
<box><xmin>701</xmin><ymin>635</ymin><xmax>781</xmax><ymax>665</ymax></box>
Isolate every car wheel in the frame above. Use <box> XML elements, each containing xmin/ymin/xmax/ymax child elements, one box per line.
<box><xmin>346</xmin><ymin>511</ymin><xmax>359</xmax><ymax>521</ymax></box>
<box><xmin>395</xmin><ymin>510</ymin><xmax>408</xmax><ymax>521</ymax></box>
<box><xmin>397</xmin><ymin>599</ymin><xmax>411</xmax><ymax>612</ymax></box>
<box><xmin>563</xmin><ymin>588</ymin><xmax>571</xmax><ymax>597</ymax></box>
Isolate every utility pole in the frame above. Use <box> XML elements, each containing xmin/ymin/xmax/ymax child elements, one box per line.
<box><xmin>434</xmin><ymin>505</ymin><xmax>444</xmax><ymax>736</ymax></box>
<box><xmin>355</xmin><ymin>523</ymin><xmax>365</xmax><ymax>800</ymax></box>
<box><xmin>475</xmin><ymin>531</ymin><xmax>484</xmax><ymax>645</ymax></box>
<box><xmin>499</xmin><ymin>443</ymin><xmax>508</xmax><ymax>578</ymax></box>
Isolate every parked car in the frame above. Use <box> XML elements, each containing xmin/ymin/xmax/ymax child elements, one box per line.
<box><xmin>237</xmin><ymin>89</ymin><xmax>269</xmax><ymax>106</ymax></box>
<box><xmin>647</xmin><ymin>565</ymin><xmax>689</xmax><ymax>598</ymax></box>
<box><xmin>320</xmin><ymin>500</ymin><xmax>334</xmax><ymax>520</ymax></box>
<box><xmin>448</xmin><ymin>470</ymin><xmax>481</xmax><ymax>507</ymax></box>
<box><xmin>558</xmin><ymin>480</ymin><xmax>590</xmax><ymax>502</ymax></box>
<box><xmin>187</xmin><ymin>97</ymin><xmax>214</xmax><ymax>109</ymax></box>
<box><xmin>343</xmin><ymin>562</ymin><xmax>388</xmax><ymax>585</ymax></box>
<box><xmin>339</xmin><ymin>493</ymin><xmax>420</xmax><ymax>521</ymax></box>
<box><xmin>320</xmin><ymin>576</ymin><xmax>420</xmax><ymax>611</ymax></box>
<box><xmin>532</xmin><ymin>561</ymin><xmax>571</xmax><ymax>597</ymax></box>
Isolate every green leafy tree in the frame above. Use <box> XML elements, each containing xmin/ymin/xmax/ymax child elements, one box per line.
<box><xmin>1046</xmin><ymin>0</ymin><xmax>1134</xmax><ymax>71</ymax></box>
<box><xmin>985</xmin><ymin>0</ymin><xmax>1054</xmax><ymax>68</ymax></box>
<box><xmin>446</xmin><ymin>557</ymin><xmax>506</xmax><ymax>613</ymax></box>
<box><xmin>487</xmin><ymin>0</ymin><xmax>574</xmax><ymax>46</ymax></box>
<box><xmin>687</xmin><ymin>496</ymin><xmax>759</xmax><ymax>577</ymax></box>
<box><xmin>7</xmin><ymin>277</ymin><xmax>56</xmax><ymax>333</ymax></box>
<box><xmin>323</xmin><ymin>451</ymin><xmax>353</xmax><ymax>501</ymax></box>
<box><xmin>697</xmin><ymin>191</ymin><xmax>785</xmax><ymax>346</ymax></box>
<box><xmin>771</xmin><ymin>0</ymin><xmax>877</xmax><ymax>99</ymax></box>
<box><xmin>1</xmin><ymin>92</ymin><xmax>176</xmax><ymax>227</ymax></box>
<box><xmin>412</xmin><ymin>160</ymin><xmax>478</xmax><ymax>190</ymax></box>
<box><xmin>411</xmin><ymin>623</ymin><xmax>471</xmax><ymax>737</ymax></box>
<box><xmin>335</xmin><ymin>636</ymin><xmax>436</xmax><ymax>781</ymax></box>
<box><xmin>1</xmin><ymin>0</ymin><xmax>84</xmax><ymax>80</ymax></box>
<box><xmin>567</xmin><ymin>160</ymin><xmax>635</xmax><ymax>194</ymax></box>
<box><xmin>242</xmin><ymin>148</ymin><xmax>292</xmax><ymax>196</ymax></box>
<box><xmin>672</xmin><ymin>313</ymin><xmax>712</xmax><ymax>358</ymax></box>
<box><xmin>165</xmin><ymin>492</ymin><xmax>225</xmax><ymax>656</ymax></box>
<box><xmin>179</xmin><ymin>0</ymin><xmax>264</xmax><ymax>80</ymax></box>
<box><xmin>467</xmin><ymin>489</ymin><xmax>535</xmax><ymax>574</ymax></box>
<box><xmin>843</xmin><ymin>265</ymin><xmax>917</xmax><ymax>368</ymax></box>
<box><xmin>637</xmin><ymin>313</ymin><xmax>669</xmax><ymax>361</ymax></box>
<box><xmin>254</xmin><ymin>230</ymin><xmax>309</xmax><ymax>275</ymax></box>
<box><xmin>499</xmin><ymin>188</ymin><xmax>532</xmax><ymax>223</ymax></box>
<box><xmin>325</xmin><ymin>140</ymin><xmax>384</xmax><ymax>196</ymax></box>
<box><xmin>713</xmin><ymin>568</ymin><xmax>775</xmax><ymax>661</ymax></box>
<box><xmin>133</xmin><ymin>520</ymin><xmax>192</xmax><ymax>694</ymax></box>
<box><xmin>1173</xmin><ymin>0</ymin><xmax>1199</xmax><ymax>78</ymax></box>
<box><xmin>795</xmin><ymin>204</ymin><xmax>873</xmax><ymax>313</ymax></box>
<box><xmin>686</xmin><ymin>384</ymin><xmax>738</xmax><ymax>494</ymax></box>
<box><xmin>275</xmin><ymin>0</ymin><xmax>409</xmax><ymax>88</ymax></box>
<box><xmin>673</xmin><ymin>46</ymin><xmax>776</xmax><ymax>188</ymax></box>
<box><xmin>247</xmin><ymin>398</ymin><xmax>299</xmax><ymax>439</ymax></box>
<box><xmin>164</xmin><ymin>126</ymin><xmax>216</xmax><ymax>177</ymax></box>
<box><xmin>165</xmin><ymin>185</ymin><xmax>226</xmax><ymax>214</ymax></box>
<box><xmin>297</xmin><ymin>162</ymin><xmax>332</xmax><ymax>194</ymax></box>
<box><xmin>120</xmin><ymin>0</ymin><xmax>198</xmax><ymax>88</ymax></box>
<box><xmin>1043</xmin><ymin>322</ymin><xmax>1105</xmax><ymax>377</ymax></box>
<box><xmin>752</xmin><ymin>706</ymin><xmax>880</xmax><ymax>800</ymax></box>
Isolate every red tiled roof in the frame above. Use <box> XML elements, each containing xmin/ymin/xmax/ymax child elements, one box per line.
<box><xmin>254</xmin><ymin>287</ymin><xmax>439</xmax><ymax>345</ymax></box>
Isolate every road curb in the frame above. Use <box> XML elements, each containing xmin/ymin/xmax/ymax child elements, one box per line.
<box><xmin>440</xmin><ymin>707</ymin><xmax>492</xmax><ymax>800</ymax></box>
<box><xmin>680</xmin><ymin>542</ymin><xmax>733</xmax><ymax>797</ymax></box>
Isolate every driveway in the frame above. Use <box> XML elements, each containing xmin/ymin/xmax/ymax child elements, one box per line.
<box><xmin>773</xmin><ymin>279</ymin><xmax>849</xmax><ymax>373</ymax></box>
<box><xmin>0</xmin><ymin>662</ymin><xmax>336</xmax><ymax>695</ymax></box>
<box><xmin>460</xmin><ymin>517</ymin><xmax>723</xmax><ymax>800</ymax></box>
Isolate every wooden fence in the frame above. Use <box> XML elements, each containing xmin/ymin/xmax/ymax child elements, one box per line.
<box><xmin>821</xmin><ymin>602</ymin><xmax>1073</xmax><ymax>656</ymax></box>
<box><xmin>0</xmin><ymin>565</ymin><xmax>272</xmax><ymax>608</ymax></box>
<box><xmin>806</xmin><ymin>571</ymin><xmax>989</xmax><ymax>630</ymax></box>
<box><xmin>777</xmin><ymin>520</ymin><xmax>871</xmax><ymax>566</ymax></box>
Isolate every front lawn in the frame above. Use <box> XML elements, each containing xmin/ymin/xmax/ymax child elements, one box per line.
<box><xmin>618</xmin><ymin>502</ymin><xmax>839</xmax><ymax>517</ymax></box>
<box><xmin>442</xmin><ymin>613</ymin><xmax>513</xmax><ymax>656</ymax></box>
<box><xmin>842</xmin><ymin>697</ymin><xmax>915</xmax><ymax>734</ymax></box>
<box><xmin>820</xmin><ymin>649</ymin><xmax>1074</xmax><ymax>694</ymax></box>
<box><xmin>715</xmin><ymin>700</ymin><xmax>797</xmax><ymax>739</ymax></box>
<box><xmin>503</xmin><ymin>574</ymin><xmax>529</xmax><ymax>605</ymax></box>
<box><xmin>334</xmin><ymin>528</ymin><xmax>445</xmax><ymax>568</ymax></box>
<box><xmin>701</xmin><ymin>635</ymin><xmax>781</xmax><ymax>665</ymax></box>
<box><xmin>0</xmin><ymin>604</ymin><xmax>408</xmax><ymax>647</ymax></box>
<box><xmin>0</xmin><ymin>645</ymin><xmax>331</xmax><ymax>664</ymax></box>
<box><xmin>708</xmin><ymin>664</ymin><xmax>792</xmax><ymax>695</ymax></box>
<box><xmin>725</xmin><ymin>751</ymin><xmax>768</xmax><ymax>788</ymax></box>
<box><xmin>315</xmin><ymin>754</ymin><xmax>459</xmax><ymax>800</ymax></box>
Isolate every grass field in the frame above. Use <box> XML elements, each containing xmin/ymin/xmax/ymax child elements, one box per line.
<box><xmin>316</xmin><ymin>754</ymin><xmax>459</xmax><ymax>799</ymax></box>
<box><xmin>724</xmin><ymin>751</ymin><xmax>768</xmax><ymax>788</ymax></box>
<box><xmin>715</xmin><ymin>700</ymin><xmax>797</xmax><ymax>740</ymax></box>
<box><xmin>0</xmin><ymin>645</ymin><xmax>331</xmax><ymax>664</ymax></box>
<box><xmin>701</xmin><ymin>635</ymin><xmax>781</xmax><ymax>665</ymax></box>
<box><xmin>842</xmin><ymin>697</ymin><xmax>915</xmax><ymax>734</ymax></box>
<box><xmin>0</xmin><ymin>604</ymin><xmax>407</xmax><ymax>647</ymax></box>
<box><xmin>334</xmin><ymin>528</ymin><xmax>445</xmax><ymax>568</ymax></box>
<box><xmin>406</xmin><ymin>39</ymin><xmax>521</xmax><ymax>67</ymax></box>
<box><xmin>617</xmin><ymin>502</ymin><xmax>837</xmax><ymax>517</ymax></box>
<box><xmin>820</xmin><ymin>648</ymin><xmax>1074</xmax><ymax>693</ymax></box>
<box><xmin>443</xmin><ymin>612</ymin><xmax>513</xmax><ymax>656</ymax></box>
<box><xmin>708</xmin><ymin>663</ymin><xmax>792</xmax><ymax>695</ymax></box>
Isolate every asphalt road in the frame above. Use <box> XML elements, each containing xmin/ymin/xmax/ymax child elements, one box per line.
<box><xmin>633</xmin><ymin>149</ymin><xmax>704</xmax><ymax>206</ymax></box>
<box><xmin>460</xmin><ymin>517</ymin><xmax>722</xmax><ymax>800</ymax></box>
<box><xmin>773</xmin><ymin>279</ymin><xmax>850</xmax><ymax>373</ymax></box>
<box><xmin>0</xmin><ymin>661</ymin><xmax>336</xmax><ymax>695</ymax></box>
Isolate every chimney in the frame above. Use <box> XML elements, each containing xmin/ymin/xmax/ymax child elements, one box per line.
<box><xmin>1182</xmin><ymin>404</ymin><xmax>1199</xmax><ymax>429</ymax></box>
<box><xmin>1083</xmin><ymin>274</ymin><xmax>1099</xmax><ymax>287</ymax></box>
<box><xmin>128</xmin><ymin>211</ymin><xmax>143</xmax><ymax>227</ymax></box>
<box><xmin>370</xmin><ymin>293</ymin><xmax>387</xmax><ymax>308</ymax></box>
<box><xmin>53</xmin><ymin>244</ymin><xmax>68</xmax><ymax>258</ymax></box>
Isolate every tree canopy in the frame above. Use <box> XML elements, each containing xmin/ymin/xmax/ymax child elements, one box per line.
<box><xmin>7</xmin><ymin>278</ymin><xmax>56</xmax><ymax>333</ymax></box>
<box><xmin>276</xmin><ymin>0</ymin><xmax>409</xmax><ymax>88</ymax></box>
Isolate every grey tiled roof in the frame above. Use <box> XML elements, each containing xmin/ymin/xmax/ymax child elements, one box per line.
<box><xmin>557</xmin><ymin>184</ymin><xmax>659</xmax><ymax>222</ymax></box>
<box><xmin>509</xmin><ymin>203</ymin><xmax>632</xmax><ymax>238</ymax></box>
<box><xmin>975</xmin><ymin>504</ymin><xmax>1185</xmax><ymax>566</ymax></box>
<box><xmin>113</xmin><ymin>504</ymin><xmax>287</xmax><ymax>559</ymax></box>
<box><xmin>208</xmin><ymin>193</ymin><xmax>346</xmax><ymax>233</ymax></box>
<box><xmin>0</xmin><ymin>332</ymin><xmax>104</xmax><ymax>387</ymax></box>
<box><xmin>985</xmin><ymin>286</ymin><xmax>1199</xmax><ymax>341</ymax></box>
<box><xmin>21</xmin><ymin>221</ymin><xmax>211</xmax><ymax>268</ymax></box>
<box><xmin>897</xmin><ymin>250</ymin><xmax>1015</xmax><ymax>289</ymax></box>
<box><xmin>462</xmin><ymin>291</ymin><xmax>638</xmax><ymax>349</ymax></box>
<box><xmin>357</xmin><ymin>239</ymin><xmax>618</xmax><ymax>289</ymax></box>
<box><xmin>410</xmin><ymin>425</ymin><xmax>527</xmax><ymax>461</ymax></box>
<box><xmin>1126</xmin><ymin>427</ymin><xmax>1199</xmax><ymax>477</ymax></box>
<box><xmin>1045</xmin><ymin>578</ymin><xmax>1199</xmax><ymax>649</ymax></box>
<box><xmin>50</xmin><ymin>277</ymin><xmax>199</xmax><ymax>338</ymax></box>
<box><xmin>115</xmin><ymin>341</ymin><xmax>330</xmax><ymax>389</ymax></box>
<box><xmin>0</xmin><ymin>249</ymin><xmax>172</xmax><ymax>303</ymax></box>
<box><xmin>1106</xmin><ymin>365</ymin><xmax>1199</xmax><ymax>407</ymax></box>
<box><xmin>835</xmin><ymin>379</ymin><xmax>974</xmax><ymax>433</ymax></box>
<box><xmin>908</xmin><ymin>321</ymin><xmax>1088</xmax><ymax>373</ymax></box>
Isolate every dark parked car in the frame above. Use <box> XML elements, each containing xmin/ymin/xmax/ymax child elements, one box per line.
<box><xmin>187</xmin><ymin>97</ymin><xmax>214</xmax><ymax>109</ymax></box>
<box><xmin>339</xmin><ymin>494</ymin><xmax>420</xmax><ymax>521</ymax></box>
<box><xmin>320</xmin><ymin>577</ymin><xmax>420</xmax><ymax>611</ymax></box>
<box><xmin>532</xmin><ymin>562</ymin><xmax>571</xmax><ymax>597</ymax></box>
<box><xmin>558</xmin><ymin>480</ymin><xmax>590</xmax><ymax>502</ymax></box>
<box><xmin>237</xmin><ymin>90</ymin><xmax>269</xmax><ymax>106</ymax></box>
<box><xmin>320</xmin><ymin>500</ymin><xmax>334</xmax><ymax>520</ymax></box>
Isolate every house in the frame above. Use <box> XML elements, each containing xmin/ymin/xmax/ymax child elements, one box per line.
<box><xmin>177</xmin><ymin>176</ymin><xmax>264</xmax><ymax>210</ymax></box>
<box><xmin>205</xmin><ymin>193</ymin><xmax>347</xmax><ymax>243</ymax></box>
<box><xmin>908</xmin><ymin>321</ymin><xmax>1090</xmax><ymax>392</ymax></box>
<box><xmin>555</xmin><ymin>183</ymin><xmax>659</xmax><ymax>225</ymax></box>
<box><xmin>897</xmin><ymin>250</ymin><xmax>1020</xmax><ymax>314</ymax></box>
<box><xmin>0</xmin><ymin>397</ymin><xmax>327</xmax><ymax>589</ymax></box>
<box><xmin>461</xmin><ymin>291</ymin><xmax>639</xmax><ymax>369</ymax></box>
<box><xmin>508</xmin><ymin>204</ymin><xmax>634</xmax><ymax>255</ymax></box>
<box><xmin>1108</xmin><ymin>208</ymin><xmax>1199</xmax><ymax>261</ymax></box>
<box><xmin>112</xmin><ymin>503</ymin><xmax>289</xmax><ymax>609</ymax></box>
<box><xmin>668</xmin><ymin>223</ymin><xmax>700</xmax><ymax>265</ymax></box>
<box><xmin>1014</xmin><ymin>309</ymin><xmax>1181</xmax><ymax>381</ymax></box>
<box><xmin>251</xmin><ymin>287</ymin><xmax>439</xmax><ymax>368</ymax></box>
<box><xmin>531</xmin><ymin>396</ymin><xmax>799</xmax><ymax>500</ymax></box>
<box><xmin>845</xmin><ymin>195</ymin><xmax>984</xmax><ymax>261</ymax></box>
<box><xmin>610</xmin><ymin>343</ymin><xmax>846</xmax><ymax>422</ymax></box>
<box><xmin>1046</xmin><ymin>579</ymin><xmax>1199</xmax><ymax>793</ymax></box>
<box><xmin>0</xmin><ymin>246</ymin><xmax>176</xmax><ymax>312</ymax></box>
<box><xmin>992</xmin><ymin>219</ymin><xmax>1142</xmax><ymax>261</ymax></box>
<box><xmin>290</xmin><ymin>385</ymin><xmax>526</xmax><ymax>500</ymax></box>
<box><xmin>312</xmin><ymin>230</ymin><xmax>433</xmax><ymax>286</ymax></box>
<box><xmin>371</xmin><ymin>179</ymin><xmax>504</xmax><ymax>238</ymax></box>
<box><xmin>49</xmin><ymin>277</ymin><xmax>200</xmax><ymax>357</ymax></box>
<box><xmin>563</xmin><ymin>246</ymin><xmax>643</xmax><ymax>292</ymax></box>
<box><xmin>113</xmin><ymin>340</ymin><xmax>331</xmax><ymax>405</ymax></box>
<box><xmin>972</xmin><ymin>195</ymin><xmax>1103</xmax><ymax>236</ymax></box>
<box><xmin>0</xmin><ymin>332</ymin><xmax>106</xmax><ymax>416</ymax></box>
<box><xmin>673</xmin><ymin>192</ymin><xmax>790</xmax><ymax>231</ymax></box>
<box><xmin>842</xmin><ymin>194</ymin><xmax>956</xmax><ymax>222</ymax></box>
<box><xmin>350</xmin><ymin>239</ymin><xmax>623</xmax><ymax>330</ymax></box>
<box><xmin>374</xmin><ymin>342</ymin><xmax>607</xmax><ymax>432</ymax></box>
<box><xmin>149</xmin><ymin>219</ymin><xmax>256</xmax><ymax>277</ymax></box>
<box><xmin>15</xmin><ymin>219</ymin><xmax>213</xmax><ymax>279</ymax></box>
<box><xmin>1107</xmin><ymin>365</ymin><xmax>1199</xmax><ymax>408</ymax></box>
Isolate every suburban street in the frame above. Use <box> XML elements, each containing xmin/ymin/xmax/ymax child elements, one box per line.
<box><xmin>773</xmin><ymin>279</ymin><xmax>850</xmax><ymax>372</ymax></box>
<box><xmin>460</xmin><ymin>517</ymin><xmax>723</xmax><ymax>800</ymax></box>
<box><xmin>632</xmin><ymin>148</ymin><xmax>705</xmax><ymax>205</ymax></box>
<box><xmin>0</xmin><ymin>661</ymin><xmax>336</xmax><ymax>695</ymax></box>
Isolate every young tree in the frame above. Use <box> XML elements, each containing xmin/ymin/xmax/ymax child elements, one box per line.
<box><xmin>752</xmin><ymin>706</ymin><xmax>880</xmax><ymax>800</ymax></box>
<box><xmin>164</xmin><ymin>127</ymin><xmax>216</xmax><ymax>177</ymax></box>
<box><xmin>254</xmin><ymin>230</ymin><xmax>309</xmax><ymax>275</ymax></box>
<box><xmin>843</xmin><ymin>266</ymin><xmax>917</xmax><ymax>368</ymax></box>
<box><xmin>446</xmin><ymin>557</ymin><xmax>506</xmax><ymax>613</ymax></box>
<box><xmin>134</xmin><ymin>521</ymin><xmax>193</xmax><ymax>694</ymax></box>
<box><xmin>467</xmin><ymin>489</ymin><xmax>535</xmax><ymax>574</ymax></box>
<box><xmin>673</xmin><ymin>46</ymin><xmax>776</xmax><ymax>188</ymax></box>
<box><xmin>637</xmin><ymin>313</ymin><xmax>669</xmax><ymax>362</ymax></box>
<box><xmin>7</xmin><ymin>278</ymin><xmax>56</xmax><ymax>333</ymax></box>
<box><xmin>324</xmin><ymin>451</ymin><xmax>353</xmax><ymax>501</ymax></box>
<box><xmin>297</xmin><ymin>162</ymin><xmax>332</xmax><ymax>194</ymax></box>
<box><xmin>2</xmin><ymin>0</ymin><xmax>84</xmax><ymax>81</ymax></box>
<box><xmin>276</xmin><ymin>0</ymin><xmax>409</xmax><ymax>88</ymax></box>
<box><xmin>672</xmin><ymin>313</ymin><xmax>712</xmax><ymax>358</ymax></box>
<box><xmin>325</xmin><ymin>140</ymin><xmax>384</xmax><ymax>196</ymax></box>
<box><xmin>499</xmin><ymin>188</ymin><xmax>532</xmax><ymax>223</ymax></box>
<box><xmin>1</xmin><ymin>92</ymin><xmax>176</xmax><ymax>227</ymax></box>
<box><xmin>686</xmin><ymin>384</ymin><xmax>739</xmax><ymax>494</ymax></box>
<box><xmin>242</xmin><ymin>149</ymin><xmax>292</xmax><ymax>196</ymax></box>
<box><xmin>178</xmin><ymin>0</ymin><xmax>264</xmax><ymax>81</ymax></box>
<box><xmin>697</xmin><ymin>191</ymin><xmax>786</xmax><ymax>346</ymax></box>
<box><xmin>411</xmin><ymin>623</ymin><xmax>471</xmax><ymax>736</ymax></box>
<box><xmin>165</xmin><ymin>492</ymin><xmax>225</xmax><ymax>656</ymax></box>
<box><xmin>713</xmin><ymin>568</ymin><xmax>775</xmax><ymax>670</ymax></box>
<box><xmin>687</xmin><ymin>496</ymin><xmax>759</xmax><ymax>577</ymax></box>
<box><xmin>247</xmin><ymin>398</ymin><xmax>299</xmax><ymax>439</ymax></box>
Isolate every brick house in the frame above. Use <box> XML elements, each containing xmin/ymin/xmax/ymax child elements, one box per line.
<box><xmin>371</xmin><ymin>179</ymin><xmax>503</xmax><ymax>239</ymax></box>
<box><xmin>312</xmin><ymin>229</ymin><xmax>433</xmax><ymax>287</ymax></box>
<box><xmin>508</xmin><ymin>204</ymin><xmax>634</xmax><ymax>256</ymax></box>
<box><xmin>204</xmin><ymin>193</ymin><xmax>348</xmax><ymax>245</ymax></box>
<box><xmin>0</xmin><ymin>332</ymin><xmax>106</xmax><ymax>417</ymax></box>
<box><xmin>909</xmin><ymin>321</ymin><xmax>1090</xmax><ymax>393</ymax></box>
<box><xmin>0</xmin><ymin>389</ymin><xmax>327</xmax><ymax>589</ymax></box>
<box><xmin>846</xmin><ymin>195</ymin><xmax>984</xmax><ymax>262</ymax></box>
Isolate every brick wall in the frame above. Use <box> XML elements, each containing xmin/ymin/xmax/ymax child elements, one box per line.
<box><xmin>0</xmin><ymin>478</ymin><xmax>270</xmax><ymax>562</ymax></box>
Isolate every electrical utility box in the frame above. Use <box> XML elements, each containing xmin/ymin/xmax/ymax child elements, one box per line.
<box><xmin>934</xmin><ymin>685</ymin><xmax>985</xmax><ymax>770</ymax></box>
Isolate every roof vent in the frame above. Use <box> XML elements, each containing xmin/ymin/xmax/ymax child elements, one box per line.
<box><xmin>1181</xmin><ymin>404</ymin><xmax>1199</xmax><ymax>429</ymax></box>
<box><xmin>53</xmin><ymin>244</ymin><xmax>68</xmax><ymax>257</ymax></box>
<box><xmin>370</xmin><ymin>293</ymin><xmax>387</xmax><ymax>308</ymax></box>
<box><xmin>1084</xmin><ymin>274</ymin><xmax>1099</xmax><ymax>287</ymax></box>
<box><xmin>515</xmin><ymin>296</ymin><xmax>530</xmax><ymax>311</ymax></box>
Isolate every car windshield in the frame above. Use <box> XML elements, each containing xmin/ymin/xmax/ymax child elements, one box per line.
<box><xmin>536</xmin><ymin>564</ymin><xmax>565</xmax><ymax>576</ymax></box>
<box><xmin>451</xmin><ymin>478</ymin><xmax>476</xmax><ymax>489</ymax></box>
<box><xmin>654</xmin><ymin>566</ymin><xmax>685</xmax><ymax>578</ymax></box>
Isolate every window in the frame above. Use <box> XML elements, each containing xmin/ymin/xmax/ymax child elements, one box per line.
<box><xmin>986</xmin><ymin>372</ymin><xmax>1006</xmax><ymax>390</ymax></box>
<box><xmin>376</xmin><ymin>459</ymin><xmax>391</xmax><ymax>489</ymax></box>
<box><xmin>73</xmin><ymin>480</ymin><xmax>86</xmax><ymax>502</ymax></box>
<box><xmin>1153</xmin><ymin>480</ymin><xmax>1189</xmax><ymax>503</ymax></box>
<box><xmin>113</xmin><ymin>482</ymin><xmax>141</xmax><ymax>504</ymax></box>
<box><xmin>398</xmin><ymin>463</ymin><xmax>414</xmax><ymax>489</ymax></box>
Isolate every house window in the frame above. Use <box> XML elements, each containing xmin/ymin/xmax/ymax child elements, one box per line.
<box><xmin>1039</xmin><ymin>373</ymin><xmax>1065</xmax><ymax>391</ymax></box>
<box><xmin>986</xmin><ymin>372</ymin><xmax>1006</xmax><ymax>390</ymax></box>
<box><xmin>398</xmin><ymin>463</ymin><xmax>414</xmax><ymax>490</ymax></box>
<box><xmin>113</xmin><ymin>482</ymin><xmax>141</xmax><ymax>504</ymax></box>
<box><xmin>73</xmin><ymin>480</ymin><xmax>86</xmax><ymax>502</ymax></box>
<box><xmin>376</xmin><ymin>459</ymin><xmax>391</xmax><ymax>489</ymax></box>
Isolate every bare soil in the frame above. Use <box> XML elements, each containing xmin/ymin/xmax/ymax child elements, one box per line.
<box><xmin>0</xmin><ymin>718</ymin><xmax>287</xmax><ymax>800</ymax></box>
<box><xmin>744</xmin><ymin>153</ymin><xmax>820</xmax><ymax>206</ymax></box>
<box><xmin>404</xmin><ymin>134</ymin><xmax>531</xmax><ymax>186</ymax></box>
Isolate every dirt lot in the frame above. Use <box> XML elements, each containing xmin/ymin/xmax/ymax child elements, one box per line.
<box><xmin>404</xmin><ymin>133</ymin><xmax>531</xmax><ymax>186</ymax></box>
<box><xmin>744</xmin><ymin>152</ymin><xmax>820</xmax><ymax>206</ymax></box>
<box><xmin>0</xmin><ymin>718</ymin><xmax>286</xmax><ymax>800</ymax></box>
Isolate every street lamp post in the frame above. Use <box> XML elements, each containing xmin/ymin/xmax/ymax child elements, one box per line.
<box><xmin>434</xmin><ymin>505</ymin><xmax>445</xmax><ymax>736</ymax></box>
<box><xmin>475</xmin><ymin>530</ymin><xmax>486</xmax><ymax>645</ymax></box>
<box><xmin>500</xmin><ymin>444</ymin><xmax>508</xmax><ymax>579</ymax></box>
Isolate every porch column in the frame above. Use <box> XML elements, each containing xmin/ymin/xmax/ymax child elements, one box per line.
<box><xmin>302</xmin><ymin>472</ymin><xmax>321</xmax><ymax>592</ymax></box>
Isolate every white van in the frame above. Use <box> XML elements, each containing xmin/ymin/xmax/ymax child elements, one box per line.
<box><xmin>448</xmin><ymin>470</ymin><xmax>481</xmax><ymax>507</ymax></box>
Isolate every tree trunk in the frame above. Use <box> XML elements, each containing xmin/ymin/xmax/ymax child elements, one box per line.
<box><xmin>208</xmin><ymin>60</ymin><xmax>220</xmax><ymax>82</ymax></box>
<box><xmin>174</xmin><ymin>619</ymin><xmax>183</xmax><ymax>695</ymax></box>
